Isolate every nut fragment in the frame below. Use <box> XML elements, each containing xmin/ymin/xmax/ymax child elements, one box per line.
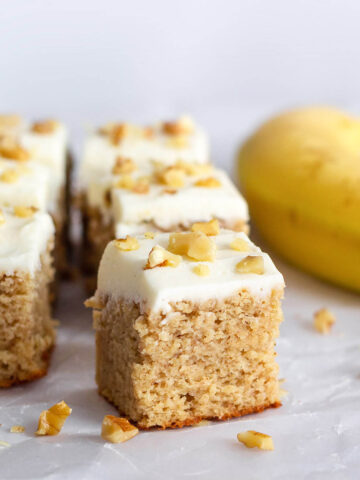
<box><xmin>144</xmin><ymin>231</ymin><xmax>156</xmax><ymax>239</ymax></box>
<box><xmin>313</xmin><ymin>308</ymin><xmax>336</xmax><ymax>334</ymax></box>
<box><xmin>156</xmin><ymin>166</ymin><xmax>185</xmax><ymax>188</ymax></box>
<box><xmin>31</xmin><ymin>120</ymin><xmax>58</xmax><ymax>134</ymax></box>
<box><xmin>162</xmin><ymin>116</ymin><xmax>194</xmax><ymax>135</ymax></box>
<box><xmin>132</xmin><ymin>177</ymin><xmax>150</xmax><ymax>194</ymax></box>
<box><xmin>115</xmin><ymin>174</ymin><xmax>135</xmax><ymax>190</ymax></box>
<box><xmin>193</xmin><ymin>264</ymin><xmax>210</xmax><ymax>277</ymax></box>
<box><xmin>101</xmin><ymin>415</ymin><xmax>139</xmax><ymax>443</ymax></box>
<box><xmin>112</xmin><ymin>156</ymin><xmax>137</xmax><ymax>175</ymax></box>
<box><xmin>0</xmin><ymin>169</ymin><xmax>19</xmax><ymax>183</ymax></box>
<box><xmin>10</xmin><ymin>425</ymin><xmax>25</xmax><ymax>433</ymax></box>
<box><xmin>194</xmin><ymin>177</ymin><xmax>221</xmax><ymax>188</ymax></box>
<box><xmin>230</xmin><ymin>237</ymin><xmax>249</xmax><ymax>252</ymax></box>
<box><xmin>35</xmin><ymin>401</ymin><xmax>72</xmax><ymax>436</ymax></box>
<box><xmin>107</xmin><ymin>123</ymin><xmax>130</xmax><ymax>145</ymax></box>
<box><xmin>237</xmin><ymin>431</ymin><xmax>274</xmax><ymax>450</ymax></box>
<box><xmin>84</xmin><ymin>295</ymin><xmax>104</xmax><ymax>309</ymax></box>
<box><xmin>145</xmin><ymin>245</ymin><xmax>181</xmax><ymax>269</ymax></box>
<box><xmin>0</xmin><ymin>138</ymin><xmax>29</xmax><ymax>161</ymax></box>
<box><xmin>114</xmin><ymin>236</ymin><xmax>140</xmax><ymax>252</ymax></box>
<box><xmin>168</xmin><ymin>232</ymin><xmax>216</xmax><ymax>261</ymax></box>
<box><xmin>191</xmin><ymin>219</ymin><xmax>219</xmax><ymax>236</ymax></box>
<box><xmin>236</xmin><ymin>256</ymin><xmax>264</xmax><ymax>275</ymax></box>
<box><xmin>14</xmin><ymin>206</ymin><xmax>38</xmax><ymax>218</ymax></box>
<box><xmin>175</xmin><ymin>160</ymin><xmax>212</xmax><ymax>176</ymax></box>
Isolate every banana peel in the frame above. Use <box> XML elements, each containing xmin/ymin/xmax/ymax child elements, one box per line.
<box><xmin>237</xmin><ymin>107</ymin><xmax>360</xmax><ymax>292</ymax></box>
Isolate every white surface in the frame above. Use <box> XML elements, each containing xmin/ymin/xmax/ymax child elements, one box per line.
<box><xmin>97</xmin><ymin>230</ymin><xmax>283</xmax><ymax>314</ymax></box>
<box><xmin>1</xmin><ymin>252</ymin><xmax>360</xmax><ymax>479</ymax></box>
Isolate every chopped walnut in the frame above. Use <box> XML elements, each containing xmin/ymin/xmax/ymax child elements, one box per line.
<box><xmin>108</xmin><ymin>123</ymin><xmax>130</xmax><ymax>145</ymax></box>
<box><xmin>168</xmin><ymin>231</ymin><xmax>216</xmax><ymax>261</ymax></box>
<box><xmin>0</xmin><ymin>169</ymin><xmax>19</xmax><ymax>183</ymax></box>
<box><xmin>10</xmin><ymin>425</ymin><xmax>25</xmax><ymax>433</ymax></box>
<box><xmin>31</xmin><ymin>120</ymin><xmax>58</xmax><ymax>134</ymax></box>
<box><xmin>175</xmin><ymin>160</ymin><xmax>212</xmax><ymax>177</ymax></box>
<box><xmin>191</xmin><ymin>219</ymin><xmax>220</xmax><ymax>236</ymax></box>
<box><xmin>144</xmin><ymin>231</ymin><xmax>156</xmax><ymax>239</ymax></box>
<box><xmin>84</xmin><ymin>296</ymin><xmax>104</xmax><ymax>309</ymax></box>
<box><xmin>114</xmin><ymin>236</ymin><xmax>140</xmax><ymax>252</ymax></box>
<box><xmin>162</xmin><ymin>187</ymin><xmax>178</xmax><ymax>195</ymax></box>
<box><xmin>193</xmin><ymin>264</ymin><xmax>210</xmax><ymax>276</ymax></box>
<box><xmin>194</xmin><ymin>177</ymin><xmax>221</xmax><ymax>188</ymax></box>
<box><xmin>0</xmin><ymin>138</ymin><xmax>29</xmax><ymax>161</ymax></box>
<box><xmin>237</xmin><ymin>431</ymin><xmax>274</xmax><ymax>450</ymax></box>
<box><xmin>112</xmin><ymin>156</ymin><xmax>137</xmax><ymax>175</ymax></box>
<box><xmin>132</xmin><ymin>177</ymin><xmax>150</xmax><ymax>194</ymax></box>
<box><xmin>115</xmin><ymin>174</ymin><xmax>135</xmax><ymax>190</ymax></box>
<box><xmin>230</xmin><ymin>237</ymin><xmax>249</xmax><ymax>252</ymax></box>
<box><xmin>35</xmin><ymin>401</ymin><xmax>72</xmax><ymax>436</ymax></box>
<box><xmin>236</xmin><ymin>256</ymin><xmax>264</xmax><ymax>274</ymax></box>
<box><xmin>162</xmin><ymin>116</ymin><xmax>194</xmax><ymax>135</ymax></box>
<box><xmin>101</xmin><ymin>415</ymin><xmax>139</xmax><ymax>443</ymax></box>
<box><xmin>14</xmin><ymin>206</ymin><xmax>38</xmax><ymax>218</ymax></box>
<box><xmin>145</xmin><ymin>245</ymin><xmax>181</xmax><ymax>269</ymax></box>
<box><xmin>313</xmin><ymin>308</ymin><xmax>336</xmax><ymax>334</ymax></box>
<box><xmin>143</xmin><ymin>126</ymin><xmax>154</xmax><ymax>139</ymax></box>
<box><xmin>156</xmin><ymin>166</ymin><xmax>185</xmax><ymax>188</ymax></box>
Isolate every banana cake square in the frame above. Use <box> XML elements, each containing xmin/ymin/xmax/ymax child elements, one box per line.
<box><xmin>87</xmin><ymin>228</ymin><xmax>284</xmax><ymax>429</ymax></box>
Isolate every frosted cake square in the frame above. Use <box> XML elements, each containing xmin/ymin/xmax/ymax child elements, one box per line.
<box><xmin>87</xmin><ymin>229</ymin><xmax>284</xmax><ymax>428</ymax></box>
<box><xmin>0</xmin><ymin>208</ymin><xmax>56</xmax><ymax>387</ymax></box>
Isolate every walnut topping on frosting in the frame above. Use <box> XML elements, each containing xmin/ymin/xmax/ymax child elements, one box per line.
<box><xmin>174</xmin><ymin>160</ymin><xmax>212</xmax><ymax>176</ymax></box>
<box><xmin>162</xmin><ymin>116</ymin><xmax>194</xmax><ymax>136</ymax></box>
<box><xmin>145</xmin><ymin>245</ymin><xmax>181</xmax><ymax>269</ymax></box>
<box><xmin>236</xmin><ymin>256</ymin><xmax>264</xmax><ymax>274</ymax></box>
<box><xmin>31</xmin><ymin>119</ymin><xmax>58</xmax><ymax>134</ymax></box>
<box><xmin>36</xmin><ymin>401</ymin><xmax>72</xmax><ymax>436</ymax></box>
<box><xmin>168</xmin><ymin>232</ymin><xmax>216</xmax><ymax>262</ymax></box>
<box><xmin>313</xmin><ymin>308</ymin><xmax>336</xmax><ymax>334</ymax></box>
<box><xmin>14</xmin><ymin>206</ymin><xmax>38</xmax><ymax>218</ymax></box>
<box><xmin>193</xmin><ymin>264</ymin><xmax>210</xmax><ymax>277</ymax></box>
<box><xmin>0</xmin><ymin>169</ymin><xmax>19</xmax><ymax>183</ymax></box>
<box><xmin>99</xmin><ymin>123</ymin><xmax>131</xmax><ymax>145</ymax></box>
<box><xmin>132</xmin><ymin>177</ymin><xmax>150</xmax><ymax>194</ymax></box>
<box><xmin>101</xmin><ymin>415</ymin><xmax>139</xmax><ymax>443</ymax></box>
<box><xmin>114</xmin><ymin>236</ymin><xmax>140</xmax><ymax>252</ymax></box>
<box><xmin>115</xmin><ymin>174</ymin><xmax>135</xmax><ymax>190</ymax></box>
<box><xmin>156</xmin><ymin>165</ymin><xmax>185</xmax><ymax>188</ymax></box>
<box><xmin>195</xmin><ymin>177</ymin><xmax>221</xmax><ymax>188</ymax></box>
<box><xmin>0</xmin><ymin>138</ymin><xmax>29</xmax><ymax>162</ymax></box>
<box><xmin>191</xmin><ymin>219</ymin><xmax>220</xmax><ymax>236</ymax></box>
<box><xmin>230</xmin><ymin>237</ymin><xmax>249</xmax><ymax>252</ymax></box>
<box><xmin>112</xmin><ymin>156</ymin><xmax>137</xmax><ymax>175</ymax></box>
<box><xmin>237</xmin><ymin>431</ymin><xmax>274</xmax><ymax>450</ymax></box>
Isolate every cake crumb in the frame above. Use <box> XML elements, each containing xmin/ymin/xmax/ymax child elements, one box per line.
<box><xmin>101</xmin><ymin>415</ymin><xmax>138</xmax><ymax>443</ymax></box>
<box><xmin>314</xmin><ymin>308</ymin><xmax>336</xmax><ymax>334</ymax></box>
<box><xmin>237</xmin><ymin>430</ymin><xmax>274</xmax><ymax>450</ymax></box>
<box><xmin>10</xmin><ymin>425</ymin><xmax>25</xmax><ymax>433</ymax></box>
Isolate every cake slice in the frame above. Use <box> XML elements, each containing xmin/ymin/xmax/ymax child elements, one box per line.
<box><xmin>87</xmin><ymin>229</ymin><xmax>284</xmax><ymax>429</ymax></box>
<box><xmin>0</xmin><ymin>208</ymin><xmax>56</xmax><ymax>387</ymax></box>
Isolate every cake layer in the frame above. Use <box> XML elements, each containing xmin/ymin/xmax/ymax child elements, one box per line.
<box><xmin>0</xmin><ymin>209</ymin><xmax>55</xmax><ymax>276</ymax></box>
<box><xmin>97</xmin><ymin>230</ymin><xmax>284</xmax><ymax>313</ymax></box>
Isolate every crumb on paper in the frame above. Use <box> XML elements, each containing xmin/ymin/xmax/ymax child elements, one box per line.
<box><xmin>101</xmin><ymin>415</ymin><xmax>139</xmax><ymax>443</ymax></box>
<box><xmin>10</xmin><ymin>425</ymin><xmax>25</xmax><ymax>433</ymax></box>
<box><xmin>0</xmin><ymin>440</ymin><xmax>10</xmax><ymax>447</ymax></box>
<box><xmin>237</xmin><ymin>430</ymin><xmax>274</xmax><ymax>450</ymax></box>
<box><xmin>314</xmin><ymin>308</ymin><xmax>336</xmax><ymax>334</ymax></box>
<box><xmin>35</xmin><ymin>400</ymin><xmax>72</xmax><ymax>436</ymax></box>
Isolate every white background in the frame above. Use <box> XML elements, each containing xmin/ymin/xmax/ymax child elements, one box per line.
<box><xmin>1</xmin><ymin>2</ymin><xmax>360</xmax><ymax>479</ymax></box>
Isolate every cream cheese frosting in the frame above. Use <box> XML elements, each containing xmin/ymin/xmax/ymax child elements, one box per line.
<box><xmin>97</xmin><ymin>230</ymin><xmax>284</xmax><ymax>314</ymax></box>
<box><xmin>0</xmin><ymin>209</ymin><xmax>55</xmax><ymax>276</ymax></box>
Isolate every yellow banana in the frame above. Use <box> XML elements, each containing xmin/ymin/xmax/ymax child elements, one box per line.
<box><xmin>237</xmin><ymin>107</ymin><xmax>360</xmax><ymax>292</ymax></box>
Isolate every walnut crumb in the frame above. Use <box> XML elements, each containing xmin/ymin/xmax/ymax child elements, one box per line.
<box><xmin>10</xmin><ymin>425</ymin><xmax>25</xmax><ymax>433</ymax></box>
<box><xmin>156</xmin><ymin>165</ymin><xmax>185</xmax><ymax>188</ymax></box>
<box><xmin>0</xmin><ymin>138</ymin><xmax>29</xmax><ymax>161</ymax></box>
<box><xmin>112</xmin><ymin>156</ymin><xmax>137</xmax><ymax>175</ymax></box>
<box><xmin>115</xmin><ymin>174</ymin><xmax>135</xmax><ymax>190</ymax></box>
<box><xmin>191</xmin><ymin>219</ymin><xmax>220</xmax><ymax>236</ymax></box>
<box><xmin>237</xmin><ymin>431</ymin><xmax>274</xmax><ymax>450</ymax></box>
<box><xmin>230</xmin><ymin>237</ymin><xmax>249</xmax><ymax>252</ymax></box>
<box><xmin>14</xmin><ymin>206</ymin><xmax>38</xmax><ymax>218</ymax></box>
<box><xmin>175</xmin><ymin>160</ymin><xmax>212</xmax><ymax>176</ymax></box>
<box><xmin>193</xmin><ymin>264</ymin><xmax>210</xmax><ymax>277</ymax></box>
<box><xmin>145</xmin><ymin>245</ymin><xmax>181</xmax><ymax>269</ymax></box>
<box><xmin>31</xmin><ymin>120</ymin><xmax>58</xmax><ymax>134</ymax></box>
<box><xmin>114</xmin><ymin>236</ymin><xmax>140</xmax><ymax>252</ymax></box>
<box><xmin>162</xmin><ymin>116</ymin><xmax>194</xmax><ymax>136</ymax></box>
<box><xmin>35</xmin><ymin>401</ymin><xmax>72</xmax><ymax>436</ymax></box>
<box><xmin>132</xmin><ymin>177</ymin><xmax>150</xmax><ymax>194</ymax></box>
<box><xmin>101</xmin><ymin>415</ymin><xmax>139</xmax><ymax>443</ymax></box>
<box><xmin>84</xmin><ymin>296</ymin><xmax>104</xmax><ymax>309</ymax></box>
<box><xmin>236</xmin><ymin>256</ymin><xmax>264</xmax><ymax>275</ymax></box>
<box><xmin>168</xmin><ymin>232</ymin><xmax>216</xmax><ymax>261</ymax></box>
<box><xmin>194</xmin><ymin>177</ymin><xmax>221</xmax><ymax>188</ymax></box>
<box><xmin>313</xmin><ymin>308</ymin><xmax>336</xmax><ymax>334</ymax></box>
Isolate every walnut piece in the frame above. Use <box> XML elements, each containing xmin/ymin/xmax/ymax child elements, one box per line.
<box><xmin>0</xmin><ymin>138</ymin><xmax>29</xmax><ymax>161</ymax></box>
<box><xmin>156</xmin><ymin>166</ymin><xmax>185</xmax><ymax>188</ymax></box>
<box><xmin>175</xmin><ymin>160</ymin><xmax>212</xmax><ymax>176</ymax></box>
<box><xmin>0</xmin><ymin>169</ymin><xmax>19</xmax><ymax>183</ymax></box>
<box><xmin>112</xmin><ymin>156</ymin><xmax>137</xmax><ymax>175</ymax></box>
<box><xmin>237</xmin><ymin>431</ymin><xmax>274</xmax><ymax>450</ymax></box>
<box><xmin>101</xmin><ymin>415</ymin><xmax>139</xmax><ymax>443</ymax></box>
<box><xmin>236</xmin><ymin>256</ymin><xmax>264</xmax><ymax>274</ymax></box>
<box><xmin>132</xmin><ymin>177</ymin><xmax>150</xmax><ymax>194</ymax></box>
<box><xmin>114</xmin><ymin>236</ymin><xmax>140</xmax><ymax>252</ymax></box>
<box><xmin>145</xmin><ymin>245</ymin><xmax>181</xmax><ymax>269</ymax></box>
<box><xmin>10</xmin><ymin>425</ymin><xmax>25</xmax><ymax>433</ymax></box>
<box><xmin>14</xmin><ymin>206</ymin><xmax>38</xmax><ymax>218</ymax></box>
<box><xmin>313</xmin><ymin>308</ymin><xmax>336</xmax><ymax>334</ymax></box>
<box><xmin>192</xmin><ymin>264</ymin><xmax>210</xmax><ymax>276</ymax></box>
<box><xmin>35</xmin><ymin>401</ymin><xmax>72</xmax><ymax>436</ymax></box>
<box><xmin>230</xmin><ymin>237</ymin><xmax>249</xmax><ymax>252</ymax></box>
<box><xmin>31</xmin><ymin>120</ymin><xmax>58</xmax><ymax>134</ymax></box>
<box><xmin>115</xmin><ymin>174</ymin><xmax>135</xmax><ymax>190</ymax></box>
<box><xmin>168</xmin><ymin>232</ymin><xmax>216</xmax><ymax>261</ymax></box>
<box><xmin>108</xmin><ymin>123</ymin><xmax>130</xmax><ymax>145</ymax></box>
<box><xmin>194</xmin><ymin>177</ymin><xmax>221</xmax><ymax>188</ymax></box>
<box><xmin>162</xmin><ymin>116</ymin><xmax>194</xmax><ymax>135</ymax></box>
<box><xmin>144</xmin><ymin>231</ymin><xmax>156</xmax><ymax>239</ymax></box>
<box><xmin>191</xmin><ymin>219</ymin><xmax>219</xmax><ymax>236</ymax></box>
<box><xmin>84</xmin><ymin>296</ymin><xmax>104</xmax><ymax>309</ymax></box>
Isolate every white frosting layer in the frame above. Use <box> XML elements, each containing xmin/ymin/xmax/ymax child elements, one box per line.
<box><xmin>80</xmin><ymin>119</ymin><xmax>210</xmax><ymax>188</ymax></box>
<box><xmin>112</xmin><ymin>168</ymin><xmax>249</xmax><ymax>234</ymax></box>
<box><xmin>0</xmin><ymin>209</ymin><xmax>55</xmax><ymax>276</ymax></box>
<box><xmin>0</xmin><ymin>159</ymin><xmax>50</xmax><ymax>212</ymax></box>
<box><xmin>97</xmin><ymin>230</ymin><xmax>284</xmax><ymax>314</ymax></box>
